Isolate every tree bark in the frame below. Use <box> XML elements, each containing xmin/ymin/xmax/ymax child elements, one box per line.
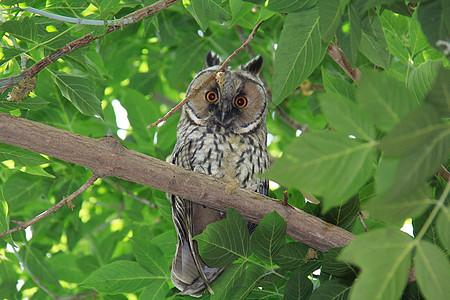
<box><xmin>0</xmin><ymin>112</ymin><xmax>355</xmax><ymax>252</ymax></box>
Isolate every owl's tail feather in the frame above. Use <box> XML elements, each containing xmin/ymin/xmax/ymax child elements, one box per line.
<box><xmin>171</xmin><ymin>241</ymin><xmax>225</xmax><ymax>297</ymax></box>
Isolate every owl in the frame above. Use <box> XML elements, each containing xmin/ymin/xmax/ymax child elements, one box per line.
<box><xmin>167</xmin><ymin>51</ymin><xmax>270</xmax><ymax>297</ymax></box>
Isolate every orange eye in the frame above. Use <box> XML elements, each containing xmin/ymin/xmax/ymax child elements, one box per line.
<box><xmin>235</xmin><ymin>96</ymin><xmax>247</xmax><ymax>108</ymax></box>
<box><xmin>205</xmin><ymin>91</ymin><xmax>218</xmax><ymax>102</ymax></box>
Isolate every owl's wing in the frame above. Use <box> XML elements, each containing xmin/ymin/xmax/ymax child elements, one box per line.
<box><xmin>168</xmin><ymin>140</ymin><xmax>218</xmax><ymax>295</ymax></box>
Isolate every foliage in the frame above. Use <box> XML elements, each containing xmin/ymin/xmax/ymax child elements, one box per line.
<box><xmin>0</xmin><ymin>0</ymin><xmax>449</xmax><ymax>299</ymax></box>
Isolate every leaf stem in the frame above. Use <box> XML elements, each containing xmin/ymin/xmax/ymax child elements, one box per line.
<box><xmin>414</xmin><ymin>182</ymin><xmax>449</xmax><ymax>242</ymax></box>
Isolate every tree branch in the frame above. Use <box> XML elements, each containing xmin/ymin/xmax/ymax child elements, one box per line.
<box><xmin>0</xmin><ymin>175</ymin><xmax>98</xmax><ymax>239</ymax></box>
<box><xmin>0</xmin><ymin>112</ymin><xmax>355</xmax><ymax>252</ymax></box>
<box><xmin>0</xmin><ymin>0</ymin><xmax>181</xmax><ymax>93</ymax></box>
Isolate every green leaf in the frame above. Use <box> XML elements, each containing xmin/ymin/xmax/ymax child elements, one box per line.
<box><xmin>409</xmin><ymin>11</ymin><xmax>429</xmax><ymax>58</ymax></box>
<box><xmin>251</xmin><ymin>211</ymin><xmax>286</xmax><ymax>265</ymax></box>
<box><xmin>272</xmin><ymin>7</ymin><xmax>327</xmax><ymax>105</ymax></box>
<box><xmin>417</xmin><ymin>0</ymin><xmax>449</xmax><ymax>54</ymax></box>
<box><xmin>424</xmin><ymin>65</ymin><xmax>450</xmax><ymax>117</ymax></box>
<box><xmin>322</xmin><ymin>196</ymin><xmax>360</xmax><ymax>232</ymax></box>
<box><xmin>229</xmin><ymin>0</ymin><xmax>254</xmax><ymax>25</ymax></box>
<box><xmin>2</xmin><ymin>172</ymin><xmax>44</xmax><ymax>213</ymax></box>
<box><xmin>321</xmin><ymin>66</ymin><xmax>356</xmax><ymax>101</ymax></box>
<box><xmin>0</xmin><ymin>187</ymin><xmax>14</xmax><ymax>245</ymax></box>
<box><xmin>0</xmin><ymin>96</ymin><xmax>49</xmax><ymax>111</ymax></box>
<box><xmin>382</xmin><ymin>107</ymin><xmax>449</xmax><ymax>196</ymax></box>
<box><xmin>319</xmin><ymin>92</ymin><xmax>375</xmax><ymax>141</ymax></box>
<box><xmin>210</xmin><ymin>262</ymin><xmax>246</xmax><ymax>300</ymax></box>
<box><xmin>93</xmin><ymin>231</ymin><xmax>124</xmax><ymax>265</ymax></box>
<box><xmin>186</xmin><ymin>0</ymin><xmax>231</xmax><ymax>31</ymax></box>
<box><xmin>408</xmin><ymin>60</ymin><xmax>441</xmax><ymax>103</ymax></box>
<box><xmin>150</xmin><ymin>231</ymin><xmax>177</xmax><ymax>260</ymax></box>
<box><xmin>81</xmin><ymin>260</ymin><xmax>159</xmax><ymax>294</ymax></box>
<box><xmin>0</xmin><ymin>17</ymin><xmax>37</xmax><ymax>44</ymax></box>
<box><xmin>0</xmin><ymin>48</ymin><xmax>24</xmax><ymax>67</ymax></box>
<box><xmin>356</xmin><ymin>70</ymin><xmax>418</xmax><ymax>132</ymax></box>
<box><xmin>319</xmin><ymin>0</ymin><xmax>346</xmax><ymax>42</ymax></box>
<box><xmin>20</xmin><ymin>166</ymin><xmax>55</xmax><ymax>178</ymax></box>
<box><xmin>267</xmin><ymin>132</ymin><xmax>376</xmax><ymax>212</ymax></box>
<box><xmin>131</xmin><ymin>238</ymin><xmax>169</xmax><ymax>277</ymax></box>
<box><xmin>0</xmin><ymin>143</ymin><xmax>50</xmax><ymax>168</ymax></box>
<box><xmin>194</xmin><ymin>207</ymin><xmax>250</xmax><ymax>267</ymax></box>
<box><xmin>22</xmin><ymin>246</ymin><xmax>61</xmax><ymax>289</ymax></box>
<box><xmin>366</xmin><ymin>183</ymin><xmax>432</xmax><ymax>224</ymax></box>
<box><xmin>322</xmin><ymin>248</ymin><xmax>357</xmax><ymax>278</ymax></box>
<box><xmin>436</xmin><ymin>210</ymin><xmax>449</xmax><ymax>252</ymax></box>
<box><xmin>381</xmin><ymin>11</ymin><xmax>410</xmax><ymax>64</ymax></box>
<box><xmin>362</xmin><ymin>0</ymin><xmax>399</xmax><ymax>11</ymax></box>
<box><xmin>340</xmin><ymin>228</ymin><xmax>412</xmax><ymax>300</ymax></box>
<box><xmin>273</xmin><ymin>242</ymin><xmax>321</xmax><ymax>271</ymax></box>
<box><xmin>413</xmin><ymin>206</ymin><xmax>443</xmax><ymax>246</ymax></box>
<box><xmin>138</xmin><ymin>279</ymin><xmax>170</xmax><ymax>300</ymax></box>
<box><xmin>336</xmin><ymin>4</ymin><xmax>362</xmax><ymax>65</ymax></box>
<box><xmin>48</xmin><ymin>253</ymin><xmax>85</xmax><ymax>284</ymax></box>
<box><xmin>309</xmin><ymin>279</ymin><xmax>351</xmax><ymax>300</ymax></box>
<box><xmin>283</xmin><ymin>269</ymin><xmax>313</xmax><ymax>300</ymax></box>
<box><xmin>267</xmin><ymin>0</ymin><xmax>317</xmax><ymax>12</ymax></box>
<box><xmin>120</xmin><ymin>88</ymin><xmax>158</xmax><ymax>143</ymax></box>
<box><xmin>380</xmin><ymin>105</ymin><xmax>448</xmax><ymax>156</ymax></box>
<box><xmin>414</xmin><ymin>241</ymin><xmax>450</xmax><ymax>300</ymax></box>
<box><xmin>52</xmin><ymin>72</ymin><xmax>103</xmax><ymax>118</ymax></box>
<box><xmin>232</xmin><ymin>264</ymin><xmax>266</xmax><ymax>299</ymax></box>
<box><xmin>360</xmin><ymin>10</ymin><xmax>390</xmax><ymax>69</ymax></box>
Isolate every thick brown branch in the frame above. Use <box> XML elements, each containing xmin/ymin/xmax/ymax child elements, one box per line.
<box><xmin>0</xmin><ymin>112</ymin><xmax>355</xmax><ymax>252</ymax></box>
<box><xmin>0</xmin><ymin>175</ymin><xmax>98</xmax><ymax>238</ymax></box>
<box><xmin>0</xmin><ymin>0</ymin><xmax>181</xmax><ymax>93</ymax></box>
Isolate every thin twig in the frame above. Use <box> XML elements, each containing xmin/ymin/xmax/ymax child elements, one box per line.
<box><xmin>274</xmin><ymin>106</ymin><xmax>309</xmax><ymax>132</ymax></box>
<box><xmin>147</xmin><ymin>21</ymin><xmax>264</xmax><ymax>129</ymax></box>
<box><xmin>13</xmin><ymin>249</ymin><xmax>57</xmax><ymax>298</ymax></box>
<box><xmin>103</xmin><ymin>178</ymin><xmax>157</xmax><ymax>208</ymax></box>
<box><xmin>0</xmin><ymin>175</ymin><xmax>98</xmax><ymax>239</ymax></box>
<box><xmin>357</xmin><ymin>212</ymin><xmax>369</xmax><ymax>232</ymax></box>
<box><xmin>326</xmin><ymin>41</ymin><xmax>361</xmax><ymax>83</ymax></box>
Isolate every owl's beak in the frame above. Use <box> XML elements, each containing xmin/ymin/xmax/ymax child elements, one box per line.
<box><xmin>216</xmin><ymin>110</ymin><xmax>232</xmax><ymax>124</ymax></box>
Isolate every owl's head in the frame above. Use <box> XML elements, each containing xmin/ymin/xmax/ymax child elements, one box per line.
<box><xmin>183</xmin><ymin>51</ymin><xmax>267</xmax><ymax>134</ymax></box>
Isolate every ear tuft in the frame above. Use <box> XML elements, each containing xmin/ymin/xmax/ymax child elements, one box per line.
<box><xmin>242</xmin><ymin>55</ymin><xmax>263</xmax><ymax>76</ymax></box>
<box><xmin>205</xmin><ymin>51</ymin><xmax>222</xmax><ymax>68</ymax></box>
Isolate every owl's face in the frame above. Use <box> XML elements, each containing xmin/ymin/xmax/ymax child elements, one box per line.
<box><xmin>183</xmin><ymin>52</ymin><xmax>267</xmax><ymax>134</ymax></box>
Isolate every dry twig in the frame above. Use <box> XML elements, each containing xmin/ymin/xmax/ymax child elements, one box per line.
<box><xmin>0</xmin><ymin>175</ymin><xmax>98</xmax><ymax>239</ymax></box>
